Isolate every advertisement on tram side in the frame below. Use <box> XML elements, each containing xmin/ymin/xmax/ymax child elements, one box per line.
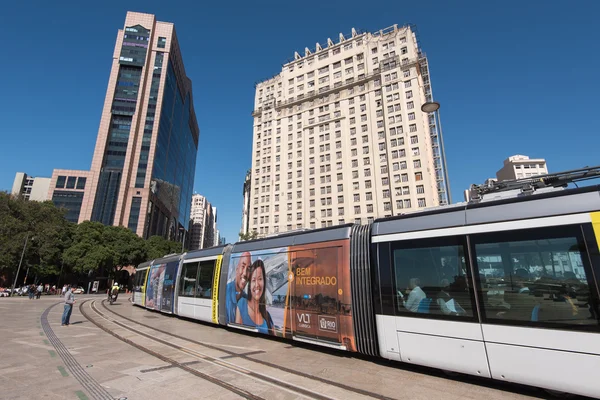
<box><xmin>145</xmin><ymin>261</ymin><xmax>178</xmax><ymax>313</ymax></box>
<box><xmin>226</xmin><ymin>240</ymin><xmax>355</xmax><ymax>351</ymax></box>
<box><xmin>160</xmin><ymin>261</ymin><xmax>179</xmax><ymax>313</ymax></box>
<box><xmin>226</xmin><ymin>247</ymin><xmax>289</xmax><ymax>336</ymax></box>
<box><xmin>289</xmin><ymin>239</ymin><xmax>355</xmax><ymax>351</ymax></box>
<box><xmin>145</xmin><ymin>263</ymin><xmax>164</xmax><ymax>310</ymax></box>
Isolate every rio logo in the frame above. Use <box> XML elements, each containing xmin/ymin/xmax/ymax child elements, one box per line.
<box><xmin>318</xmin><ymin>316</ymin><xmax>337</xmax><ymax>333</ymax></box>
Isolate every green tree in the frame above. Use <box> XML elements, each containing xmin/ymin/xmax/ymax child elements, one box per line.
<box><xmin>145</xmin><ymin>235</ymin><xmax>183</xmax><ymax>260</ymax></box>
<box><xmin>63</xmin><ymin>221</ymin><xmax>147</xmax><ymax>279</ymax></box>
<box><xmin>0</xmin><ymin>192</ymin><xmax>27</xmax><ymax>276</ymax></box>
<box><xmin>0</xmin><ymin>192</ymin><xmax>73</xmax><ymax>283</ymax></box>
<box><xmin>25</xmin><ymin>199</ymin><xmax>74</xmax><ymax>279</ymax></box>
<box><xmin>238</xmin><ymin>231</ymin><xmax>258</xmax><ymax>241</ymax></box>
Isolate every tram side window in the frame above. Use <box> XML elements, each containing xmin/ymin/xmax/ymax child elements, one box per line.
<box><xmin>134</xmin><ymin>270</ymin><xmax>145</xmax><ymax>292</ymax></box>
<box><xmin>179</xmin><ymin>262</ymin><xmax>199</xmax><ymax>297</ymax></box>
<box><xmin>139</xmin><ymin>271</ymin><xmax>147</xmax><ymax>291</ymax></box>
<box><xmin>197</xmin><ymin>260</ymin><xmax>215</xmax><ymax>299</ymax></box>
<box><xmin>392</xmin><ymin>236</ymin><xmax>475</xmax><ymax>318</ymax></box>
<box><xmin>471</xmin><ymin>225</ymin><xmax>600</xmax><ymax>329</ymax></box>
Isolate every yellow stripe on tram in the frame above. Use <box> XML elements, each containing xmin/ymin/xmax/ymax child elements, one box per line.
<box><xmin>590</xmin><ymin>212</ymin><xmax>600</xmax><ymax>248</ymax></box>
<box><xmin>211</xmin><ymin>256</ymin><xmax>223</xmax><ymax>324</ymax></box>
<box><xmin>142</xmin><ymin>268</ymin><xmax>150</xmax><ymax>307</ymax></box>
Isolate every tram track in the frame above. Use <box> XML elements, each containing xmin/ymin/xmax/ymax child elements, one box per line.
<box><xmin>79</xmin><ymin>299</ymin><xmax>266</xmax><ymax>400</ymax></box>
<box><xmin>81</xmin><ymin>299</ymin><xmax>362</xmax><ymax>400</ymax></box>
<box><xmin>100</xmin><ymin>300</ymin><xmax>396</xmax><ymax>400</ymax></box>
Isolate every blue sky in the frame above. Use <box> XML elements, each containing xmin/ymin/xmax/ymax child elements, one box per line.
<box><xmin>1</xmin><ymin>0</ymin><xmax>598</xmax><ymax>243</ymax></box>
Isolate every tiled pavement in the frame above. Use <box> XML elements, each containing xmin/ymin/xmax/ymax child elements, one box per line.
<box><xmin>0</xmin><ymin>295</ymin><xmax>547</xmax><ymax>400</ymax></box>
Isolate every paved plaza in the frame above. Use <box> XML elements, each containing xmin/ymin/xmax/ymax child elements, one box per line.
<box><xmin>0</xmin><ymin>295</ymin><xmax>554</xmax><ymax>400</ymax></box>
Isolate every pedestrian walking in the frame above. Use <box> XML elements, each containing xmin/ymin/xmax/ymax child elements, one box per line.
<box><xmin>36</xmin><ymin>284</ymin><xmax>43</xmax><ymax>299</ymax></box>
<box><xmin>61</xmin><ymin>286</ymin><xmax>76</xmax><ymax>326</ymax></box>
<box><xmin>61</xmin><ymin>285</ymin><xmax>67</xmax><ymax>296</ymax></box>
<box><xmin>28</xmin><ymin>284</ymin><xmax>35</xmax><ymax>300</ymax></box>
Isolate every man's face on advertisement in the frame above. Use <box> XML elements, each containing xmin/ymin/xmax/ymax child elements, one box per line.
<box><xmin>235</xmin><ymin>252</ymin><xmax>251</xmax><ymax>292</ymax></box>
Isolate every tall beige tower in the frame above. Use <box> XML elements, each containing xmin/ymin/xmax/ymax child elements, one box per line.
<box><xmin>248</xmin><ymin>25</ymin><xmax>448</xmax><ymax>237</ymax></box>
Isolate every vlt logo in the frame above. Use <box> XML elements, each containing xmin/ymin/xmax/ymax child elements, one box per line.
<box><xmin>297</xmin><ymin>313</ymin><xmax>310</xmax><ymax>323</ymax></box>
<box><xmin>297</xmin><ymin>313</ymin><xmax>311</xmax><ymax>329</ymax></box>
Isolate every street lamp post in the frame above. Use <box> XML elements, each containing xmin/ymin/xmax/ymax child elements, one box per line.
<box><xmin>10</xmin><ymin>232</ymin><xmax>30</xmax><ymax>296</ymax></box>
<box><xmin>57</xmin><ymin>258</ymin><xmax>65</xmax><ymax>292</ymax></box>
<box><xmin>421</xmin><ymin>101</ymin><xmax>452</xmax><ymax>204</ymax></box>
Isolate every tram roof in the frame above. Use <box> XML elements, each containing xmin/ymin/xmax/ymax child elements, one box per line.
<box><xmin>231</xmin><ymin>223</ymin><xmax>354</xmax><ymax>252</ymax></box>
<box><xmin>372</xmin><ymin>184</ymin><xmax>600</xmax><ymax>236</ymax></box>
<box><xmin>183</xmin><ymin>244</ymin><xmax>228</xmax><ymax>261</ymax></box>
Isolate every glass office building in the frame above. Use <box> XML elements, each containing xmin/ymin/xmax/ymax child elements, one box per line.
<box><xmin>79</xmin><ymin>12</ymin><xmax>199</xmax><ymax>240</ymax></box>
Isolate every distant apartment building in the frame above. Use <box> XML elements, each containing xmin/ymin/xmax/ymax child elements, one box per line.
<box><xmin>496</xmin><ymin>154</ymin><xmax>548</xmax><ymax>181</ymax></box>
<box><xmin>249</xmin><ymin>24</ymin><xmax>447</xmax><ymax>236</ymax></box>
<box><xmin>463</xmin><ymin>155</ymin><xmax>549</xmax><ymax>201</ymax></box>
<box><xmin>204</xmin><ymin>206</ymin><xmax>217</xmax><ymax>249</ymax></box>
<box><xmin>240</xmin><ymin>170</ymin><xmax>252</xmax><ymax>238</ymax></box>
<box><xmin>11</xmin><ymin>172</ymin><xmax>50</xmax><ymax>202</ymax></box>
<box><xmin>189</xmin><ymin>194</ymin><xmax>218</xmax><ymax>250</ymax></box>
<box><xmin>46</xmin><ymin>12</ymin><xmax>199</xmax><ymax>242</ymax></box>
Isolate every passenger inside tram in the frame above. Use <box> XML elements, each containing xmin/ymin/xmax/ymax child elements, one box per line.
<box><xmin>398</xmin><ymin>278</ymin><xmax>426</xmax><ymax>312</ymax></box>
<box><xmin>436</xmin><ymin>279</ymin><xmax>467</xmax><ymax>316</ymax></box>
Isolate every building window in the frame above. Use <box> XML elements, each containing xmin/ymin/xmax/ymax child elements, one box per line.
<box><xmin>66</xmin><ymin>176</ymin><xmax>77</xmax><ymax>189</ymax></box>
<box><xmin>158</xmin><ymin>37</ymin><xmax>167</xmax><ymax>48</ymax></box>
<box><xmin>56</xmin><ymin>176</ymin><xmax>67</xmax><ymax>188</ymax></box>
<box><xmin>76</xmin><ymin>177</ymin><xmax>86</xmax><ymax>190</ymax></box>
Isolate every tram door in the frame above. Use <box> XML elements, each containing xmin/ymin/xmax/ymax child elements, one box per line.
<box><xmin>290</xmin><ymin>244</ymin><xmax>344</xmax><ymax>346</ymax></box>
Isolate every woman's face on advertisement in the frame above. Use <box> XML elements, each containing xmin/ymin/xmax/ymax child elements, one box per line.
<box><xmin>250</xmin><ymin>267</ymin><xmax>264</xmax><ymax>302</ymax></box>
